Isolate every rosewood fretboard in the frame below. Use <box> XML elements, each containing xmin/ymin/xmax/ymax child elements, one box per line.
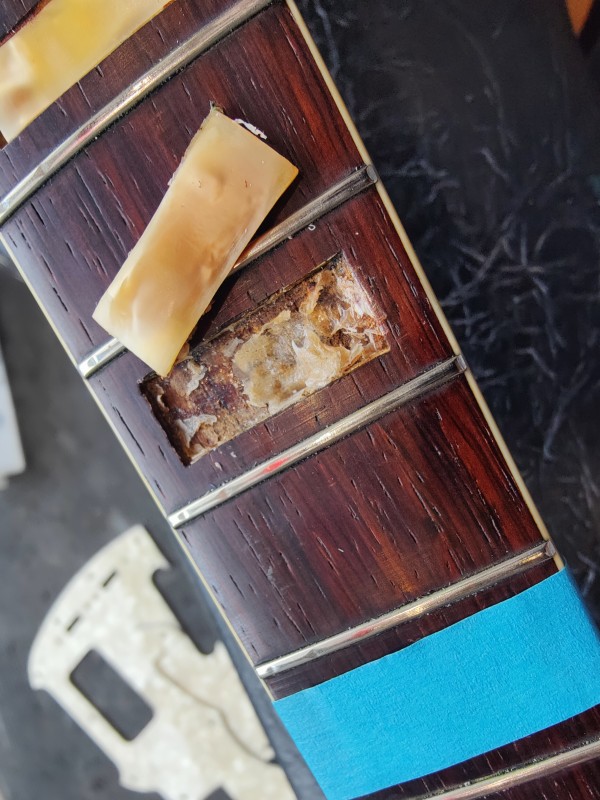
<box><xmin>1</xmin><ymin>1</ymin><xmax>599</xmax><ymax>798</ymax></box>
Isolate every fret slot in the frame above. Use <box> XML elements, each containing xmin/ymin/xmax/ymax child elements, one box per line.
<box><xmin>77</xmin><ymin>165</ymin><xmax>378</xmax><ymax>379</ymax></box>
<box><xmin>234</xmin><ymin>165</ymin><xmax>378</xmax><ymax>273</ymax></box>
<box><xmin>0</xmin><ymin>0</ymin><xmax>273</xmax><ymax>223</ymax></box>
<box><xmin>408</xmin><ymin>737</ymin><xmax>600</xmax><ymax>800</ymax></box>
<box><xmin>168</xmin><ymin>355</ymin><xmax>465</xmax><ymax>527</ymax></box>
<box><xmin>256</xmin><ymin>541</ymin><xmax>555</xmax><ymax>679</ymax></box>
<box><xmin>143</xmin><ymin>253</ymin><xmax>390</xmax><ymax>465</ymax></box>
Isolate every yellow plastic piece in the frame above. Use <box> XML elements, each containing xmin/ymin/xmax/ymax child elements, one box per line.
<box><xmin>0</xmin><ymin>0</ymin><xmax>169</xmax><ymax>142</ymax></box>
<box><xmin>93</xmin><ymin>109</ymin><xmax>298</xmax><ymax>376</ymax></box>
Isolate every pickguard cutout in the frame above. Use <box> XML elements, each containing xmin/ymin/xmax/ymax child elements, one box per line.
<box><xmin>142</xmin><ymin>253</ymin><xmax>389</xmax><ymax>464</ymax></box>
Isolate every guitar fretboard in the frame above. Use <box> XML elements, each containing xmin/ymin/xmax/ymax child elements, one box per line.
<box><xmin>1</xmin><ymin>1</ymin><xmax>600</xmax><ymax>798</ymax></box>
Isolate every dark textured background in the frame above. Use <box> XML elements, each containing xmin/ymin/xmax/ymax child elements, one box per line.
<box><xmin>0</xmin><ymin>1</ymin><xmax>599</xmax><ymax>798</ymax></box>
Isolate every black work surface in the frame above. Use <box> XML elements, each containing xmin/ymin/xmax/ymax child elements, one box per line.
<box><xmin>0</xmin><ymin>1</ymin><xmax>599</xmax><ymax>799</ymax></box>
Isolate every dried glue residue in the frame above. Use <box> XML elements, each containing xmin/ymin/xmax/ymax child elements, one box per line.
<box><xmin>142</xmin><ymin>254</ymin><xmax>389</xmax><ymax>464</ymax></box>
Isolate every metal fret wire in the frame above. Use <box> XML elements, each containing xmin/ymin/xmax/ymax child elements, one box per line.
<box><xmin>168</xmin><ymin>355</ymin><xmax>466</xmax><ymax>528</ymax></box>
<box><xmin>411</xmin><ymin>737</ymin><xmax>600</xmax><ymax>800</ymax></box>
<box><xmin>78</xmin><ymin>338</ymin><xmax>127</xmax><ymax>378</ymax></box>
<box><xmin>0</xmin><ymin>0</ymin><xmax>273</xmax><ymax>225</ymax></box>
<box><xmin>256</xmin><ymin>541</ymin><xmax>555</xmax><ymax>678</ymax></box>
<box><xmin>77</xmin><ymin>165</ymin><xmax>378</xmax><ymax>378</ymax></box>
<box><xmin>233</xmin><ymin>164</ymin><xmax>377</xmax><ymax>272</ymax></box>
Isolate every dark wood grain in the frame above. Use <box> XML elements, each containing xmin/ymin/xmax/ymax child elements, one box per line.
<box><xmin>1</xmin><ymin>1</ymin><xmax>599</xmax><ymax>798</ymax></box>
<box><xmin>0</xmin><ymin>0</ymin><xmax>239</xmax><ymax>186</ymax></box>
<box><xmin>1</xmin><ymin>2</ymin><xmax>363</xmax><ymax>361</ymax></box>
<box><xmin>179</xmin><ymin>376</ymin><xmax>548</xmax><ymax>664</ymax></box>
<box><xmin>265</xmin><ymin>558</ymin><xmax>557</xmax><ymax>698</ymax></box>
<box><xmin>0</xmin><ymin>0</ymin><xmax>40</xmax><ymax>42</ymax></box>
<box><xmin>88</xmin><ymin>187</ymin><xmax>453</xmax><ymax>512</ymax></box>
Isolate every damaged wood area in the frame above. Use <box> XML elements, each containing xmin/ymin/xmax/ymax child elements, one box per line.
<box><xmin>142</xmin><ymin>253</ymin><xmax>389</xmax><ymax>464</ymax></box>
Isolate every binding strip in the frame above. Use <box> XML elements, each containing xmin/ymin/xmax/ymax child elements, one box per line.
<box><xmin>78</xmin><ymin>165</ymin><xmax>378</xmax><ymax>378</ymax></box>
<box><xmin>168</xmin><ymin>355</ymin><xmax>466</xmax><ymax>528</ymax></box>
<box><xmin>0</xmin><ymin>0</ymin><xmax>272</xmax><ymax>225</ymax></box>
<box><xmin>412</xmin><ymin>737</ymin><xmax>600</xmax><ymax>800</ymax></box>
<box><xmin>257</xmin><ymin>540</ymin><xmax>555</xmax><ymax>679</ymax></box>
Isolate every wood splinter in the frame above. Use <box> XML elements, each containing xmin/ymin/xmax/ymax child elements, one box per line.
<box><xmin>93</xmin><ymin>108</ymin><xmax>298</xmax><ymax>376</ymax></box>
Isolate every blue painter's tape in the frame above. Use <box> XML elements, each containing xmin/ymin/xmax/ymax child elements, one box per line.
<box><xmin>275</xmin><ymin>569</ymin><xmax>600</xmax><ymax>800</ymax></box>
